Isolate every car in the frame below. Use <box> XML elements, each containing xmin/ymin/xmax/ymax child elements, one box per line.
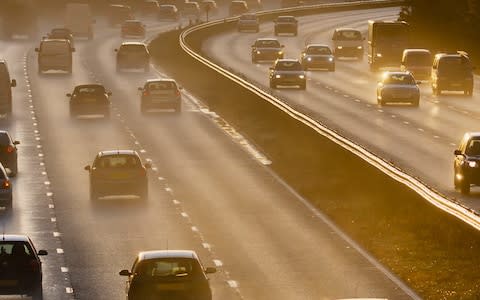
<box><xmin>199</xmin><ymin>0</ymin><xmax>218</xmax><ymax>16</ymax></box>
<box><xmin>121</xmin><ymin>20</ymin><xmax>146</xmax><ymax>38</ymax></box>
<box><xmin>115</xmin><ymin>42</ymin><xmax>150</xmax><ymax>72</ymax></box>
<box><xmin>119</xmin><ymin>250</ymin><xmax>216</xmax><ymax>300</ymax></box>
<box><xmin>454</xmin><ymin>132</ymin><xmax>480</xmax><ymax>194</ymax></box>
<box><xmin>245</xmin><ymin>0</ymin><xmax>262</xmax><ymax>9</ymax></box>
<box><xmin>331</xmin><ymin>28</ymin><xmax>364</xmax><ymax>59</ymax></box>
<box><xmin>0</xmin><ymin>234</ymin><xmax>47</xmax><ymax>300</ymax></box>
<box><xmin>274</xmin><ymin>15</ymin><xmax>298</xmax><ymax>36</ymax></box>
<box><xmin>139</xmin><ymin>79</ymin><xmax>182</xmax><ymax>113</ymax></box>
<box><xmin>269</xmin><ymin>59</ymin><xmax>306</xmax><ymax>89</ymax></box>
<box><xmin>300</xmin><ymin>44</ymin><xmax>335</xmax><ymax>71</ymax></box>
<box><xmin>182</xmin><ymin>1</ymin><xmax>201</xmax><ymax>18</ymax></box>
<box><xmin>158</xmin><ymin>4</ymin><xmax>180</xmax><ymax>20</ymax></box>
<box><xmin>67</xmin><ymin>84</ymin><xmax>112</xmax><ymax>118</ymax></box>
<box><xmin>140</xmin><ymin>0</ymin><xmax>160</xmax><ymax>16</ymax></box>
<box><xmin>251</xmin><ymin>38</ymin><xmax>284</xmax><ymax>63</ymax></box>
<box><xmin>108</xmin><ymin>4</ymin><xmax>134</xmax><ymax>26</ymax></box>
<box><xmin>376</xmin><ymin>71</ymin><xmax>420</xmax><ymax>106</ymax></box>
<box><xmin>35</xmin><ymin>39</ymin><xmax>75</xmax><ymax>74</ymax></box>
<box><xmin>84</xmin><ymin>150</ymin><xmax>151</xmax><ymax>200</ymax></box>
<box><xmin>229</xmin><ymin>0</ymin><xmax>248</xmax><ymax>16</ymax></box>
<box><xmin>65</xmin><ymin>2</ymin><xmax>94</xmax><ymax>39</ymax></box>
<box><xmin>0</xmin><ymin>131</ymin><xmax>19</xmax><ymax>177</ymax></box>
<box><xmin>46</xmin><ymin>28</ymin><xmax>74</xmax><ymax>48</ymax></box>
<box><xmin>0</xmin><ymin>60</ymin><xmax>16</xmax><ymax>115</ymax></box>
<box><xmin>400</xmin><ymin>49</ymin><xmax>432</xmax><ymax>80</ymax></box>
<box><xmin>159</xmin><ymin>0</ymin><xmax>188</xmax><ymax>11</ymax></box>
<box><xmin>237</xmin><ymin>13</ymin><xmax>259</xmax><ymax>32</ymax></box>
<box><xmin>431</xmin><ymin>51</ymin><xmax>474</xmax><ymax>96</ymax></box>
<box><xmin>0</xmin><ymin>162</ymin><xmax>11</xmax><ymax>209</ymax></box>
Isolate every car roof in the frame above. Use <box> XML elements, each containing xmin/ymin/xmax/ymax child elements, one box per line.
<box><xmin>98</xmin><ymin>150</ymin><xmax>139</xmax><ymax>157</ymax></box>
<box><xmin>146</xmin><ymin>78</ymin><xmax>176</xmax><ymax>84</ymax></box>
<box><xmin>383</xmin><ymin>71</ymin><xmax>412</xmax><ymax>76</ymax></box>
<box><xmin>120</xmin><ymin>42</ymin><xmax>147</xmax><ymax>47</ymax></box>
<box><xmin>0</xmin><ymin>234</ymin><xmax>30</xmax><ymax>242</ymax></box>
<box><xmin>335</xmin><ymin>27</ymin><xmax>360</xmax><ymax>32</ymax></box>
<box><xmin>124</xmin><ymin>20</ymin><xmax>142</xmax><ymax>23</ymax></box>
<box><xmin>0</xmin><ymin>130</ymin><xmax>9</xmax><ymax>136</ymax></box>
<box><xmin>403</xmin><ymin>48</ymin><xmax>431</xmax><ymax>54</ymax></box>
<box><xmin>464</xmin><ymin>132</ymin><xmax>480</xmax><ymax>139</ymax></box>
<box><xmin>138</xmin><ymin>250</ymin><xmax>198</xmax><ymax>261</ymax></box>
<box><xmin>75</xmin><ymin>84</ymin><xmax>105</xmax><ymax>89</ymax></box>
<box><xmin>42</xmin><ymin>38</ymin><xmax>70</xmax><ymax>43</ymax></box>
<box><xmin>306</xmin><ymin>44</ymin><xmax>330</xmax><ymax>48</ymax></box>
<box><xmin>255</xmin><ymin>38</ymin><xmax>279</xmax><ymax>42</ymax></box>
<box><xmin>110</xmin><ymin>4</ymin><xmax>130</xmax><ymax>8</ymax></box>
<box><xmin>277</xmin><ymin>15</ymin><xmax>295</xmax><ymax>18</ymax></box>
<box><xmin>277</xmin><ymin>58</ymin><xmax>300</xmax><ymax>63</ymax></box>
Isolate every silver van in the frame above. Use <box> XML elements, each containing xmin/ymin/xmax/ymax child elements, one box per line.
<box><xmin>401</xmin><ymin>49</ymin><xmax>432</xmax><ymax>80</ymax></box>
<box><xmin>0</xmin><ymin>60</ymin><xmax>16</xmax><ymax>115</ymax></box>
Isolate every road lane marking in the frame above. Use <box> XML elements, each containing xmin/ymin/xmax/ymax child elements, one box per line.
<box><xmin>191</xmin><ymin>226</ymin><xmax>198</xmax><ymax>232</ymax></box>
<box><xmin>61</xmin><ymin>267</ymin><xmax>69</xmax><ymax>273</ymax></box>
<box><xmin>181</xmin><ymin>212</ymin><xmax>189</xmax><ymax>218</ymax></box>
<box><xmin>53</xmin><ymin>232</ymin><xmax>61</xmax><ymax>237</ymax></box>
<box><xmin>227</xmin><ymin>280</ymin><xmax>238</xmax><ymax>288</ymax></box>
<box><xmin>56</xmin><ymin>248</ymin><xmax>64</xmax><ymax>254</ymax></box>
<box><xmin>213</xmin><ymin>259</ymin><xmax>223</xmax><ymax>267</ymax></box>
<box><xmin>51</xmin><ymin>217</ymin><xmax>56</xmax><ymax>222</ymax></box>
<box><xmin>202</xmin><ymin>243</ymin><xmax>211</xmax><ymax>249</ymax></box>
<box><xmin>66</xmin><ymin>287</ymin><xmax>74</xmax><ymax>294</ymax></box>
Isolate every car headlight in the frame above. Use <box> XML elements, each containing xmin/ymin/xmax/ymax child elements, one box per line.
<box><xmin>468</xmin><ymin>161</ymin><xmax>478</xmax><ymax>168</ymax></box>
<box><xmin>307</xmin><ymin>57</ymin><xmax>312</xmax><ymax>61</ymax></box>
<box><xmin>357</xmin><ymin>46</ymin><xmax>363</xmax><ymax>49</ymax></box>
<box><xmin>376</xmin><ymin>53</ymin><xmax>382</xmax><ymax>57</ymax></box>
<box><xmin>278</xmin><ymin>51</ymin><xmax>283</xmax><ymax>55</ymax></box>
<box><xmin>256</xmin><ymin>51</ymin><xmax>261</xmax><ymax>54</ymax></box>
<box><xmin>336</xmin><ymin>46</ymin><xmax>343</xmax><ymax>49</ymax></box>
<box><xmin>328</xmin><ymin>57</ymin><xmax>334</xmax><ymax>62</ymax></box>
<box><xmin>275</xmin><ymin>74</ymin><xmax>281</xmax><ymax>79</ymax></box>
<box><xmin>299</xmin><ymin>74</ymin><xmax>305</xmax><ymax>79</ymax></box>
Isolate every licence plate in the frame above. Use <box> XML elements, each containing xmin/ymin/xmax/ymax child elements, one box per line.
<box><xmin>110</xmin><ymin>173</ymin><xmax>129</xmax><ymax>179</ymax></box>
<box><xmin>451</xmin><ymin>83</ymin><xmax>462</xmax><ymax>87</ymax></box>
<box><xmin>156</xmin><ymin>283</ymin><xmax>185</xmax><ymax>291</ymax></box>
<box><xmin>0</xmin><ymin>280</ymin><xmax>18</xmax><ymax>287</ymax></box>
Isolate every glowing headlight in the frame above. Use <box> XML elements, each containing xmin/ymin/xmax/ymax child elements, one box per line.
<box><xmin>275</xmin><ymin>74</ymin><xmax>281</xmax><ymax>79</ymax></box>
<box><xmin>376</xmin><ymin>53</ymin><xmax>382</xmax><ymax>57</ymax></box>
<box><xmin>357</xmin><ymin>45</ymin><xmax>363</xmax><ymax>49</ymax></box>
<box><xmin>328</xmin><ymin>57</ymin><xmax>333</xmax><ymax>62</ymax></box>
<box><xmin>299</xmin><ymin>74</ymin><xmax>305</xmax><ymax>79</ymax></box>
<box><xmin>278</xmin><ymin>51</ymin><xmax>283</xmax><ymax>55</ymax></box>
<box><xmin>336</xmin><ymin>46</ymin><xmax>343</xmax><ymax>49</ymax></box>
<box><xmin>468</xmin><ymin>161</ymin><xmax>477</xmax><ymax>168</ymax></box>
<box><xmin>256</xmin><ymin>51</ymin><xmax>261</xmax><ymax>54</ymax></box>
<box><xmin>307</xmin><ymin>57</ymin><xmax>312</xmax><ymax>61</ymax></box>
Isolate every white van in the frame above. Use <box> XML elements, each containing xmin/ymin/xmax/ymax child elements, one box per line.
<box><xmin>65</xmin><ymin>3</ymin><xmax>94</xmax><ymax>39</ymax></box>
<box><xmin>401</xmin><ymin>49</ymin><xmax>432</xmax><ymax>80</ymax></box>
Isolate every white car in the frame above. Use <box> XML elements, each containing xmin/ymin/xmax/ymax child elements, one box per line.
<box><xmin>377</xmin><ymin>71</ymin><xmax>420</xmax><ymax>106</ymax></box>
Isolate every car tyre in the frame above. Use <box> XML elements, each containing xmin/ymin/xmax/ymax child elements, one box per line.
<box><xmin>460</xmin><ymin>179</ymin><xmax>470</xmax><ymax>195</ymax></box>
<box><xmin>10</xmin><ymin>162</ymin><xmax>17</xmax><ymax>177</ymax></box>
<box><xmin>269</xmin><ymin>81</ymin><xmax>276</xmax><ymax>89</ymax></box>
<box><xmin>329</xmin><ymin>65</ymin><xmax>335</xmax><ymax>72</ymax></box>
<box><xmin>299</xmin><ymin>82</ymin><xmax>306</xmax><ymax>90</ymax></box>
<box><xmin>412</xmin><ymin>98</ymin><xmax>420</xmax><ymax>107</ymax></box>
<box><xmin>32</xmin><ymin>284</ymin><xmax>43</xmax><ymax>300</ymax></box>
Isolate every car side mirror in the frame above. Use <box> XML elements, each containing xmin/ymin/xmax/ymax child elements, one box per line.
<box><xmin>107</xmin><ymin>91</ymin><xmax>112</xmax><ymax>96</ymax></box>
<box><xmin>178</xmin><ymin>86</ymin><xmax>183</xmax><ymax>90</ymax></box>
<box><xmin>114</xmin><ymin>49</ymin><xmax>118</xmax><ymax>52</ymax></box>
<box><xmin>66</xmin><ymin>93</ymin><xmax>72</xmax><ymax>97</ymax></box>
<box><xmin>454</xmin><ymin>149</ymin><xmax>462</xmax><ymax>156</ymax></box>
<box><xmin>119</xmin><ymin>270</ymin><xmax>131</xmax><ymax>276</ymax></box>
<box><xmin>71</xmin><ymin>47</ymin><xmax>76</xmax><ymax>52</ymax></box>
<box><xmin>13</xmin><ymin>141</ymin><xmax>19</xmax><ymax>145</ymax></box>
<box><xmin>35</xmin><ymin>48</ymin><xmax>39</xmax><ymax>52</ymax></box>
<box><xmin>10</xmin><ymin>79</ymin><xmax>16</xmax><ymax>87</ymax></box>
<box><xmin>205</xmin><ymin>267</ymin><xmax>216</xmax><ymax>274</ymax></box>
<box><xmin>38</xmin><ymin>250</ymin><xmax>48</xmax><ymax>256</ymax></box>
<box><xmin>84</xmin><ymin>165</ymin><xmax>91</xmax><ymax>171</ymax></box>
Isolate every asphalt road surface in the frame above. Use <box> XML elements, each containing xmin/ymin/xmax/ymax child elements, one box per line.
<box><xmin>0</xmin><ymin>6</ymin><xmax>418</xmax><ymax>300</ymax></box>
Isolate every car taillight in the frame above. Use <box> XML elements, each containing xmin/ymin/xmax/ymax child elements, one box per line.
<box><xmin>143</xmin><ymin>91</ymin><xmax>149</xmax><ymax>97</ymax></box>
<box><xmin>176</xmin><ymin>90</ymin><xmax>181</xmax><ymax>97</ymax></box>
<box><xmin>2</xmin><ymin>180</ymin><xmax>10</xmax><ymax>189</ymax></box>
<box><xmin>6</xmin><ymin>145</ymin><xmax>14</xmax><ymax>153</ymax></box>
<box><xmin>140</xmin><ymin>168</ymin><xmax>147</xmax><ymax>177</ymax></box>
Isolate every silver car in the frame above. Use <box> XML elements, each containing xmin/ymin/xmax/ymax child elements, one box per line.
<box><xmin>377</xmin><ymin>71</ymin><xmax>420</xmax><ymax>106</ymax></box>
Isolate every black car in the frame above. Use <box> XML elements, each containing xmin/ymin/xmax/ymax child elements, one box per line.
<box><xmin>0</xmin><ymin>235</ymin><xmax>47</xmax><ymax>300</ymax></box>
<box><xmin>274</xmin><ymin>15</ymin><xmax>298</xmax><ymax>36</ymax></box>
<box><xmin>67</xmin><ymin>84</ymin><xmax>111</xmax><ymax>118</ymax></box>
<box><xmin>269</xmin><ymin>59</ymin><xmax>306</xmax><ymax>89</ymax></box>
<box><xmin>115</xmin><ymin>42</ymin><xmax>150</xmax><ymax>72</ymax></box>
<box><xmin>300</xmin><ymin>44</ymin><xmax>335</xmax><ymax>71</ymax></box>
<box><xmin>0</xmin><ymin>163</ymin><xmax>12</xmax><ymax>209</ymax></box>
<box><xmin>454</xmin><ymin>132</ymin><xmax>480</xmax><ymax>194</ymax></box>
<box><xmin>0</xmin><ymin>131</ymin><xmax>19</xmax><ymax>177</ymax></box>
<box><xmin>139</xmin><ymin>79</ymin><xmax>182</xmax><ymax>113</ymax></box>
<box><xmin>85</xmin><ymin>150</ymin><xmax>151</xmax><ymax>200</ymax></box>
<box><xmin>251</xmin><ymin>38</ymin><xmax>284</xmax><ymax>63</ymax></box>
<box><xmin>120</xmin><ymin>250</ymin><xmax>216</xmax><ymax>300</ymax></box>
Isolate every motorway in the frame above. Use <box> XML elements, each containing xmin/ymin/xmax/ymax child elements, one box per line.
<box><xmin>0</xmin><ymin>5</ymin><xmax>421</xmax><ymax>300</ymax></box>
<box><xmin>203</xmin><ymin>7</ymin><xmax>480</xmax><ymax>214</ymax></box>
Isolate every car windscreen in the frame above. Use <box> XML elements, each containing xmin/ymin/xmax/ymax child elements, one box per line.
<box><xmin>276</xmin><ymin>61</ymin><xmax>302</xmax><ymax>71</ymax></box>
<box><xmin>51</xmin><ymin>29</ymin><xmax>70</xmax><ymax>35</ymax></box>
<box><xmin>384</xmin><ymin>74</ymin><xmax>415</xmax><ymax>85</ymax></box>
<box><xmin>95</xmin><ymin>155</ymin><xmax>142</xmax><ymax>169</ymax></box>
<box><xmin>74</xmin><ymin>86</ymin><xmax>105</xmax><ymax>95</ymax></box>
<box><xmin>465</xmin><ymin>139</ymin><xmax>480</xmax><ymax>156</ymax></box>
<box><xmin>0</xmin><ymin>242</ymin><xmax>33</xmax><ymax>257</ymax></box>
<box><xmin>306</xmin><ymin>46</ymin><xmax>331</xmax><ymax>55</ymax></box>
<box><xmin>41</xmin><ymin>42</ymin><xmax>70</xmax><ymax>54</ymax></box>
<box><xmin>120</xmin><ymin>45</ymin><xmax>147</xmax><ymax>53</ymax></box>
<box><xmin>255</xmin><ymin>40</ymin><xmax>280</xmax><ymax>48</ymax></box>
<box><xmin>438</xmin><ymin>56</ymin><xmax>472</xmax><ymax>73</ymax></box>
<box><xmin>375</xmin><ymin>25</ymin><xmax>408</xmax><ymax>42</ymax></box>
<box><xmin>0</xmin><ymin>133</ymin><xmax>11</xmax><ymax>145</ymax></box>
<box><xmin>147</xmin><ymin>81</ymin><xmax>177</xmax><ymax>91</ymax></box>
<box><xmin>405</xmin><ymin>52</ymin><xmax>431</xmax><ymax>66</ymax></box>
<box><xmin>134</xmin><ymin>258</ymin><xmax>199</xmax><ymax>280</ymax></box>
<box><xmin>277</xmin><ymin>16</ymin><xmax>295</xmax><ymax>22</ymax></box>
<box><xmin>336</xmin><ymin>30</ymin><xmax>362</xmax><ymax>40</ymax></box>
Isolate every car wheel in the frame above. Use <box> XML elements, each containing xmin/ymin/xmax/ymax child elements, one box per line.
<box><xmin>329</xmin><ymin>65</ymin><xmax>335</xmax><ymax>72</ymax></box>
<box><xmin>269</xmin><ymin>81</ymin><xmax>276</xmax><ymax>89</ymax></box>
<box><xmin>460</xmin><ymin>179</ymin><xmax>470</xmax><ymax>195</ymax></box>
<box><xmin>412</xmin><ymin>98</ymin><xmax>420</xmax><ymax>107</ymax></box>
<box><xmin>454</xmin><ymin>171</ymin><xmax>460</xmax><ymax>189</ymax></box>
<box><xmin>251</xmin><ymin>57</ymin><xmax>256</xmax><ymax>64</ymax></box>
<box><xmin>10</xmin><ymin>162</ymin><xmax>17</xmax><ymax>177</ymax></box>
<box><xmin>299</xmin><ymin>83</ymin><xmax>306</xmax><ymax>90</ymax></box>
<box><xmin>32</xmin><ymin>284</ymin><xmax>43</xmax><ymax>300</ymax></box>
